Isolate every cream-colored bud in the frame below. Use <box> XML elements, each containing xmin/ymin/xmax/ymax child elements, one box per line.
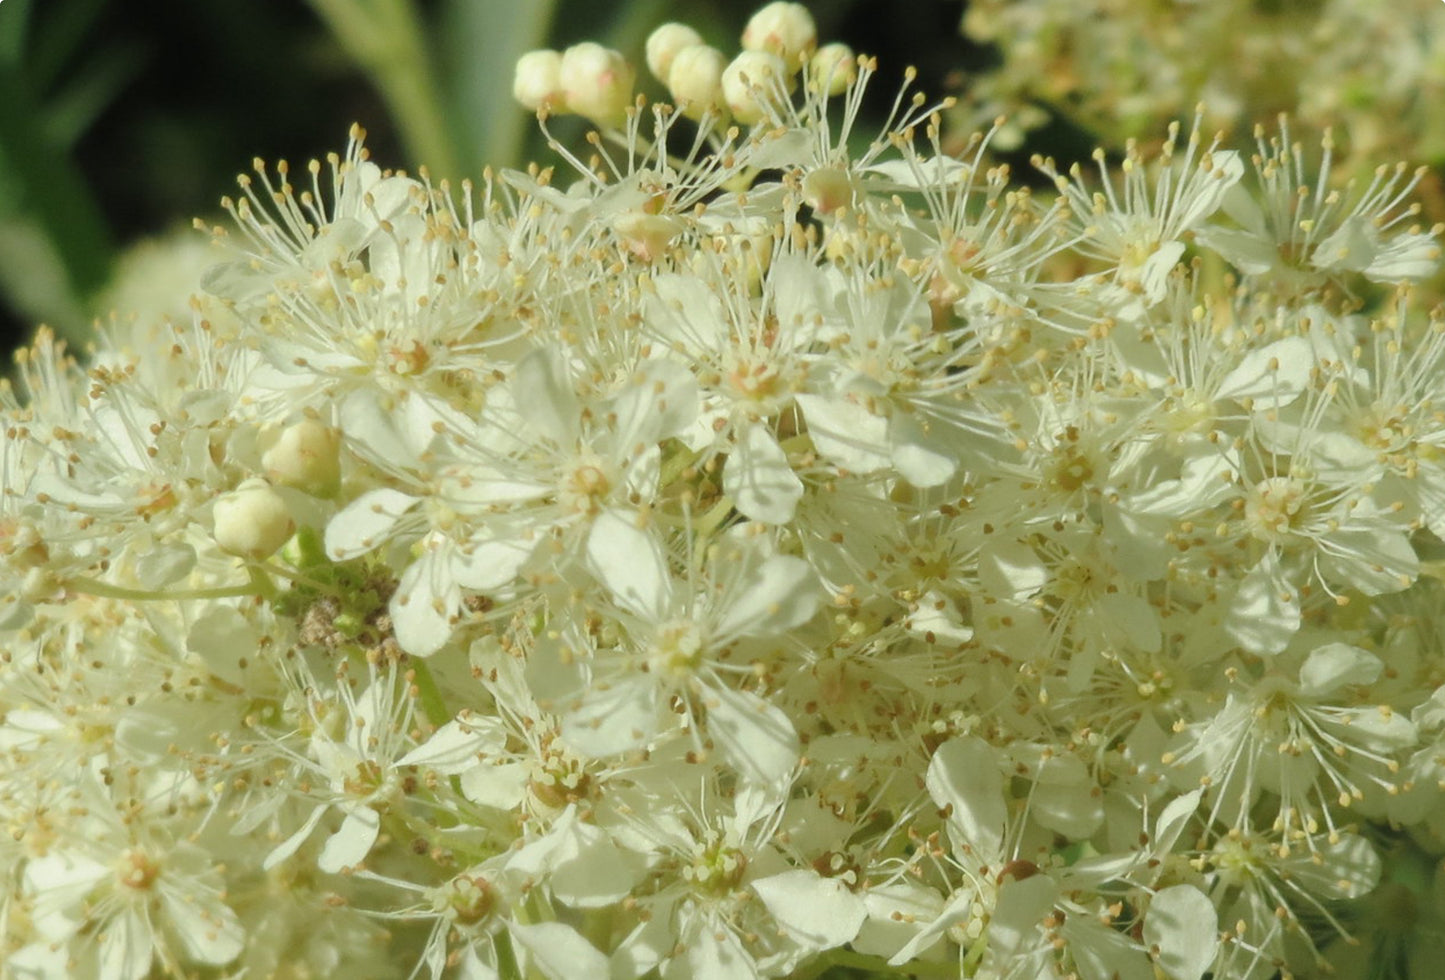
<box><xmin>213</xmin><ymin>479</ymin><xmax>295</xmax><ymax>560</ymax></box>
<box><xmin>721</xmin><ymin>51</ymin><xmax>791</xmax><ymax>125</ymax></box>
<box><xmin>513</xmin><ymin>49</ymin><xmax>565</xmax><ymax>112</ymax></box>
<box><xmin>645</xmin><ymin>22</ymin><xmax>703</xmax><ymax>83</ymax></box>
<box><xmin>262</xmin><ymin>418</ymin><xmax>342</xmax><ymax>497</ymax></box>
<box><xmin>741</xmin><ymin>2</ymin><xmax>816</xmax><ymax>72</ymax></box>
<box><xmin>667</xmin><ymin>44</ymin><xmax>728</xmax><ymax>120</ymax></box>
<box><xmin>559</xmin><ymin>42</ymin><xmax>635</xmax><ymax>126</ymax></box>
<box><xmin>615</xmin><ymin>211</ymin><xmax>684</xmax><ymax>262</ymax></box>
<box><xmin>803</xmin><ymin>166</ymin><xmax>856</xmax><ymax>215</ymax></box>
<box><xmin>808</xmin><ymin>42</ymin><xmax>856</xmax><ymax>96</ymax></box>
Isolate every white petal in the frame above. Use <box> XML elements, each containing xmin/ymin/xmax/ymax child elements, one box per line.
<box><xmin>1311</xmin><ymin>215</ymin><xmax>1377</xmax><ymax>273</ymax></box>
<box><xmin>397</xmin><ymin>716</ymin><xmax>508</xmax><ymax>773</ymax></box>
<box><xmin>1031</xmin><ymin>773</ymin><xmax>1103</xmax><ymax>840</ymax></box>
<box><xmin>1277</xmin><ymin>833</ymin><xmax>1380</xmax><ymax>900</ymax></box>
<box><xmin>587</xmin><ymin>510</ymin><xmax>672</xmax><ymax>621</ymax></box>
<box><xmin>132</xmin><ymin>542</ymin><xmax>196</xmax><ymax>589</ymax></box>
<box><xmin>339</xmin><ymin>388</ymin><xmax>424</xmax><ymax>469</ymax></box>
<box><xmin>795</xmin><ymin>393</ymin><xmax>891</xmax><ymax>474</ymax></box>
<box><xmin>1318</xmin><ymin>527</ymin><xmax>1418</xmax><ymax>596</ymax></box>
<box><xmin>99</xmin><ymin>908</ymin><xmax>153</xmax><ymax>980</ymax></box>
<box><xmin>889</xmin><ymin>412</ymin><xmax>957</xmax><ymax>487</ymax></box>
<box><xmin>613</xmin><ymin>359</ymin><xmax>699</xmax><ymax>447</ymax></box>
<box><xmin>562</xmin><ymin>674</ymin><xmax>661</xmax><ymax>757</ymax></box>
<box><xmin>925</xmin><ymin>736</ymin><xmax>1005</xmax><ymax>858</ymax></box>
<box><xmin>543</xmin><ymin>818</ymin><xmax>648</xmax><ymax>908</ymax></box>
<box><xmin>713</xmin><ymin>555</ymin><xmax>818</xmax><ymax>641</ymax></box>
<box><xmin>460</xmin><ymin>762</ymin><xmax>529</xmax><ymax>810</ymax></box>
<box><xmin>161</xmin><ymin>890</ymin><xmax>244</xmax><ymax>966</ymax></box>
<box><xmin>390</xmin><ymin>547</ymin><xmax>461</xmax><ymax>657</ymax></box>
<box><xmin>1153</xmin><ymin>789</ymin><xmax>1202</xmax><ymax>854</ymax></box>
<box><xmin>1144</xmin><ymin>885</ymin><xmax>1218</xmax><ymax>980</ymax></box>
<box><xmin>1223</xmin><ymin>550</ymin><xmax>1299</xmax><ymax>655</ymax></box>
<box><xmin>512</xmin><ymin>347</ymin><xmax>578</xmax><ymax>445</ymax></box>
<box><xmin>23</xmin><ymin>851</ymin><xmax>109</xmax><ymax>900</ymax></box>
<box><xmin>724</xmin><ymin>423</ymin><xmax>803</xmax><ymax>525</ymax></box>
<box><xmin>1365</xmin><ymin>231</ymin><xmax>1441</xmax><ymax>281</ymax></box>
<box><xmin>752</xmin><ymin>869</ymin><xmax>866</xmax><ymax>949</ymax></box>
<box><xmin>325</xmin><ymin>487</ymin><xmax>419</xmax><ymax>560</ymax></box>
<box><xmin>509</xmin><ymin>921</ymin><xmax>609</xmax><ymax>980</ymax></box>
<box><xmin>1064</xmin><ymin>914</ymin><xmax>1154</xmax><ymax>980</ymax></box>
<box><xmin>263</xmin><ymin>804</ymin><xmax>328</xmax><ymax>871</ymax></box>
<box><xmin>978</xmin><ymin>538</ymin><xmax>1048</xmax><ymax>599</ymax></box>
<box><xmin>318</xmin><ymin>806</ymin><xmax>381</xmax><ymax>873</ymax></box>
<box><xmin>1096</xmin><ymin>592</ymin><xmax>1161</xmax><ymax>653</ymax></box>
<box><xmin>1196</xmin><ymin>226</ymin><xmax>1277</xmax><ymax>275</ymax></box>
<box><xmin>1213</xmin><ymin>337</ymin><xmax>1314</xmax><ymax>403</ymax></box>
<box><xmin>677</xmin><ymin>925</ymin><xmax>758</xmax><ymax>980</ymax></box>
<box><xmin>854</xmin><ymin>880</ymin><xmax>946</xmax><ymax>960</ymax></box>
<box><xmin>704</xmin><ymin>683</ymin><xmax>799</xmax><ymax>787</ymax></box>
<box><xmin>1175</xmin><ymin>150</ymin><xmax>1243</xmax><ymax>230</ymax></box>
<box><xmin>887</xmin><ymin>889</ymin><xmax>974</xmax><ymax>966</ymax></box>
<box><xmin>1297</xmin><ymin>643</ymin><xmax>1382</xmax><ymax>698</ymax></box>
<box><xmin>646</xmin><ymin>272</ymin><xmax>729</xmax><ymax>350</ymax></box>
<box><xmin>989</xmin><ymin>873</ymin><xmax>1059</xmax><ymax>959</ymax></box>
<box><xmin>452</xmin><ymin>535</ymin><xmax>535</xmax><ymax>591</ymax></box>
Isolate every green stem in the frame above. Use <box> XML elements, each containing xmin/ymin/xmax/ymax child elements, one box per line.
<box><xmin>693</xmin><ymin>493</ymin><xmax>736</xmax><ymax>537</ymax></box>
<box><xmin>408</xmin><ymin>658</ymin><xmax>451</xmax><ymax>728</ymax></box>
<box><xmin>68</xmin><ymin>576</ymin><xmax>260</xmax><ymax>603</ymax></box>
<box><xmin>494</xmin><ymin>928</ymin><xmax>523</xmax><ymax>980</ymax></box>
<box><xmin>308</xmin><ymin>0</ymin><xmax>463</xmax><ymax>181</ymax></box>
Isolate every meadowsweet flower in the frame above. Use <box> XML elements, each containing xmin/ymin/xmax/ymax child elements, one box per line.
<box><xmin>5</xmin><ymin>3</ymin><xmax>1445</xmax><ymax>978</ymax></box>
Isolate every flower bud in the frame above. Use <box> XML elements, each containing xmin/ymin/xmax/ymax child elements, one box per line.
<box><xmin>808</xmin><ymin>42</ymin><xmax>857</xmax><ymax>96</ymax></box>
<box><xmin>513</xmin><ymin>49</ymin><xmax>565</xmax><ymax>112</ymax></box>
<box><xmin>722</xmin><ymin>51</ymin><xmax>791</xmax><ymax>125</ymax></box>
<box><xmin>741</xmin><ymin>2</ymin><xmax>816</xmax><ymax>73</ymax></box>
<box><xmin>213</xmin><ymin>479</ymin><xmax>295</xmax><ymax>560</ymax></box>
<box><xmin>262</xmin><ymin>418</ymin><xmax>342</xmax><ymax>497</ymax></box>
<box><xmin>615</xmin><ymin>210</ymin><xmax>684</xmax><ymax>262</ymax></box>
<box><xmin>802</xmin><ymin>166</ymin><xmax>856</xmax><ymax>215</ymax></box>
<box><xmin>667</xmin><ymin>44</ymin><xmax>728</xmax><ymax>121</ymax></box>
<box><xmin>559</xmin><ymin>42</ymin><xmax>635</xmax><ymax>127</ymax></box>
<box><xmin>645</xmin><ymin>22</ymin><xmax>703</xmax><ymax>83</ymax></box>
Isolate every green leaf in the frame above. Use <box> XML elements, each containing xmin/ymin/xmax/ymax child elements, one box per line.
<box><xmin>439</xmin><ymin>0</ymin><xmax>557</xmax><ymax>172</ymax></box>
<box><xmin>0</xmin><ymin>0</ymin><xmax>35</xmax><ymax>68</ymax></box>
<box><xmin>0</xmin><ymin>61</ymin><xmax>113</xmax><ymax>344</ymax></box>
<box><xmin>41</xmin><ymin>39</ymin><xmax>147</xmax><ymax>150</ymax></box>
<box><xmin>25</xmin><ymin>0</ymin><xmax>109</xmax><ymax>93</ymax></box>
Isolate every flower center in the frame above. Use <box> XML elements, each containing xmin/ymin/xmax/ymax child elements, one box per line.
<box><xmin>434</xmin><ymin>874</ymin><xmax>496</xmax><ymax>927</ymax></box>
<box><xmin>116</xmin><ymin>849</ymin><xmax>160</xmax><ymax>891</ymax></box>
<box><xmin>1244</xmin><ymin>476</ymin><xmax>1307</xmax><ymax>543</ymax></box>
<box><xmin>649</xmin><ymin>619</ymin><xmax>705</xmax><ymax>678</ymax></box>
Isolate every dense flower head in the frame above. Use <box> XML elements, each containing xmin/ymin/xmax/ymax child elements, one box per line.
<box><xmin>3</xmin><ymin>5</ymin><xmax>1445</xmax><ymax>980</ymax></box>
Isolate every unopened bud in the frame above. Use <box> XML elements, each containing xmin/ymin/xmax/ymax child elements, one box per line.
<box><xmin>808</xmin><ymin>42</ymin><xmax>856</xmax><ymax>96</ymax></box>
<box><xmin>646</xmin><ymin>23</ymin><xmax>703</xmax><ymax>83</ymax></box>
<box><xmin>722</xmin><ymin>51</ymin><xmax>791</xmax><ymax>125</ymax></box>
<box><xmin>615</xmin><ymin>211</ymin><xmax>684</xmax><ymax>262</ymax></box>
<box><xmin>559</xmin><ymin>42</ymin><xmax>635</xmax><ymax>126</ymax></box>
<box><xmin>513</xmin><ymin>49</ymin><xmax>565</xmax><ymax>112</ymax></box>
<box><xmin>262</xmin><ymin>418</ymin><xmax>342</xmax><ymax>497</ymax></box>
<box><xmin>803</xmin><ymin>166</ymin><xmax>856</xmax><ymax>215</ymax></box>
<box><xmin>668</xmin><ymin>44</ymin><xmax>728</xmax><ymax>120</ymax></box>
<box><xmin>213</xmin><ymin>479</ymin><xmax>295</xmax><ymax>560</ymax></box>
<box><xmin>741</xmin><ymin>2</ymin><xmax>816</xmax><ymax>73</ymax></box>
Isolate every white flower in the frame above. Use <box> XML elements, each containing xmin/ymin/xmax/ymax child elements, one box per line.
<box><xmin>537</xmin><ymin>512</ymin><xmax>819</xmax><ymax>789</ymax></box>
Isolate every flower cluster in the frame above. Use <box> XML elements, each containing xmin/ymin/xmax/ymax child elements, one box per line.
<box><xmin>4</xmin><ymin>3</ymin><xmax>1445</xmax><ymax>979</ymax></box>
<box><xmin>953</xmin><ymin>0</ymin><xmax>1445</xmax><ymax>177</ymax></box>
